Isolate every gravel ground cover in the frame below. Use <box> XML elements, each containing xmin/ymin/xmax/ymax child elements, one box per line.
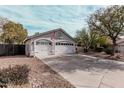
<box><xmin>0</xmin><ymin>56</ymin><xmax>74</xmax><ymax>88</ymax></box>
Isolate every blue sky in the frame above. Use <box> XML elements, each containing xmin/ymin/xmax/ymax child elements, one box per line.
<box><xmin>0</xmin><ymin>5</ymin><xmax>106</xmax><ymax>37</ymax></box>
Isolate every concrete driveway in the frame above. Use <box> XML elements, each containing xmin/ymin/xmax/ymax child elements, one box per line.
<box><xmin>42</xmin><ymin>54</ymin><xmax>124</xmax><ymax>88</ymax></box>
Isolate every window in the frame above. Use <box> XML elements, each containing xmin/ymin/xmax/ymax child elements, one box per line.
<box><xmin>36</xmin><ymin>41</ymin><xmax>40</xmax><ymax>45</ymax></box>
<box><xmin>56</xmin><ymin>42</ymin><xmax>74</xmax><ymax>46</ymax></box>
<box><xmin>61</xmin><ymin>43</ymin><xmax>63</xmax><ymax>45</ymax></box>
<box><xmin>36</xmin><ymin>41</ymin><xmax>51</xmax><ymax>45</ymax></box>
<box><xmin>71</xmin><ymin>44</ymin><xmax>73</xmax><ymax>46</ymax></box>
<box><xmin>44</xmin><ymin>42</ymin><xmax>47</xmax><ymax>45</ymax></box>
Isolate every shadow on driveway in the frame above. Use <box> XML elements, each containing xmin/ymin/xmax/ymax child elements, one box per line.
<box><xmin>44</xmin><ymin>55</ymin><xmax>124</xmax><ymax>73</ymax></box>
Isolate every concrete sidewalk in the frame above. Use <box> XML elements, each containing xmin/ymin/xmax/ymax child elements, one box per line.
<box><xmin>41</xmin><ymin>54</ymin><xmax>124</xmax><ymax>88</ymax></box>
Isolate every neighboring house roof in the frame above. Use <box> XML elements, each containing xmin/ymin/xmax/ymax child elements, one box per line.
<box><xmin>24</xmin><ymin>28</ymin><xmax>75</xmax><ymax>42</ymax></box>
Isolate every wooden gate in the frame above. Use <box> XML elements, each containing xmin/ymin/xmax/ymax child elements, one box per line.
<box><xmin>0</xmin><ymin>44</ymin><xmax>25</xmax><ymax>56</ymax></box>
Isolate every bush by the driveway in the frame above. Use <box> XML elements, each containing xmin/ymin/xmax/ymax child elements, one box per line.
<box><xmin>0</xmin><ymin>65</ymin><xmax>30</xmax><ymax>88</ymax></box>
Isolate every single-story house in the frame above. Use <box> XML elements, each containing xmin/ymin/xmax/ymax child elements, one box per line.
<box><xmin>116</xmin><ymin>39</ymin><xmax>124</xmax><ymax>53</ymax></box>
<box><xmin>24</xmin><ymin>28</ymin><xmax>76</xmax><ymax>58</ymax></box>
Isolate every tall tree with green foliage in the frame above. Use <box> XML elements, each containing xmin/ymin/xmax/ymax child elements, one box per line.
<box><xmin>75</xmin><ymin>29</ymin><xmax>90</xmax><ymax>52</ymax></box>
<box><xmin>0</xmin><ymin>21</ymin><xmax>28</xmax><ymax>44</ymax></box>
<box><xmin>75</xmin><ymin>28</ymin><xmax>111</xmax><ymax>52</ymax></box>
<box><xmin>87</xmin><ymin>5</ymin><xmax>124</xmax><ymax>55</ymax></box>
<box><xmin>75</xmin><ymin>28</ymin><xmax>99</xmax><ymax>52</ymax></box>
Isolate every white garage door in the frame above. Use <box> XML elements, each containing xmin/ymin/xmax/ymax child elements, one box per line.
<box><xmin>35</xmin><ymin>40</ymin><xmax>52</xmax><ymax>57</ymax></box>
<box><xmin>55</xmin><ymin>42</ymin><xmax>75</xmax><ymax>54</ymax></box>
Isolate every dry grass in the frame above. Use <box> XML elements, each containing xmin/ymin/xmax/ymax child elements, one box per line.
<box><xmin>0</xmin><ymin>56</ymin><xmax>74</xmax><ymax>88</ymax></box>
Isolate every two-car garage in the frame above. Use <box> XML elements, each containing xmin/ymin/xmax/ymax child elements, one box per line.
<box><xmin>34</xmin><ymin>39</ymin><xmax>75</xmax><ymax>56</ymax></box>
<box><xmin>28</xmin><ymin>39</ymin><xmax>76</xmax><ymax>57</ymax></box>
<box><xmin>25</xmin><ymin>28</ymin><xmax>76</xmax><ymax>57</ymax></box>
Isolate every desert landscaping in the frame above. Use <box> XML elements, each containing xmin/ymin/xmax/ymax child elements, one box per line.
<box><xmin>0</xmin><ymin>56</ymin><xmax>74</xmax><ymax>88</ymax></box>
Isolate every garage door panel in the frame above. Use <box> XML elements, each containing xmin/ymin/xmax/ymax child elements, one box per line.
<box><xmin>55</xmin><ymin>46</ymin><xmax>68</xmax><ymax>53</ymax></box>
<box><xmin>55</xmin><ymin>43</ymin><xmax>75</xmax><ymax>54</ymax></box>
<box><xmin>36</xmin><ymin>45</ymin><xmax>48</xmax><ymax>51</ymax></box>
<box><xmin>35</xmin><ymin>40</ymin><xmax>52</xmax><ymax>56</ymax></box>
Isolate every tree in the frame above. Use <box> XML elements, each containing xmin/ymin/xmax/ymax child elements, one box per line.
<box><xmin>0</xmin><ymin>16</ymin><xmax>9</xmax><ymax>26</ymax></box>
<box><xmin>89</xmin><ymin>31</ymin><xmax>99</xmax><ymax>49</ymax></box>
<box><xmin>75</xmin><ymin>28</ymin><xmax>111</xmax><ymax>52</ymax></box>
<box><xmin>97</xmin><ymin>36</ymin><xmax>111</xmax><ymax>47</ymax></box>
<box><xmin>75</xmin><ymin>28</ymin><xmax>99</xmax><ymax>52</ymax></box>
<box><xmin>75</xmin><ymin>29</ymin><xmax>89</xmax><ymax>51</ymax></box>
<box><xmin>0</xmin><ymin>17</ymin><xmax>9</xmax><ymax>32</ymax></box>
<box><xmin>0</xmin><ymin>21</ymin><xmax>28</xmax><ymax>44</ymax></box>
<box><xmin>87</xmin><ymin>5</ymin><xmax>124</xmax><ymax>55</ymax></box>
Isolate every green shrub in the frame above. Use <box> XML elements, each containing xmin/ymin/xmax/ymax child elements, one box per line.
<box><xmin>104</xmin><ymin>46</ymin><xmax>113</xmax><ymax>55</ymax></box>
<box><xmin>102</xmin><ymin>44</ymin><xmax>109</xmax><ymax>49</ymax></box>
<box><xmin>0</xmin><ymin>65</ymin><xmax>30</xmax><ymax>88</ymax></box>
<box><xmin>95</xmin><ymin>47</ymin><xmax>103</xmax><ymax>52</ymax></box>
